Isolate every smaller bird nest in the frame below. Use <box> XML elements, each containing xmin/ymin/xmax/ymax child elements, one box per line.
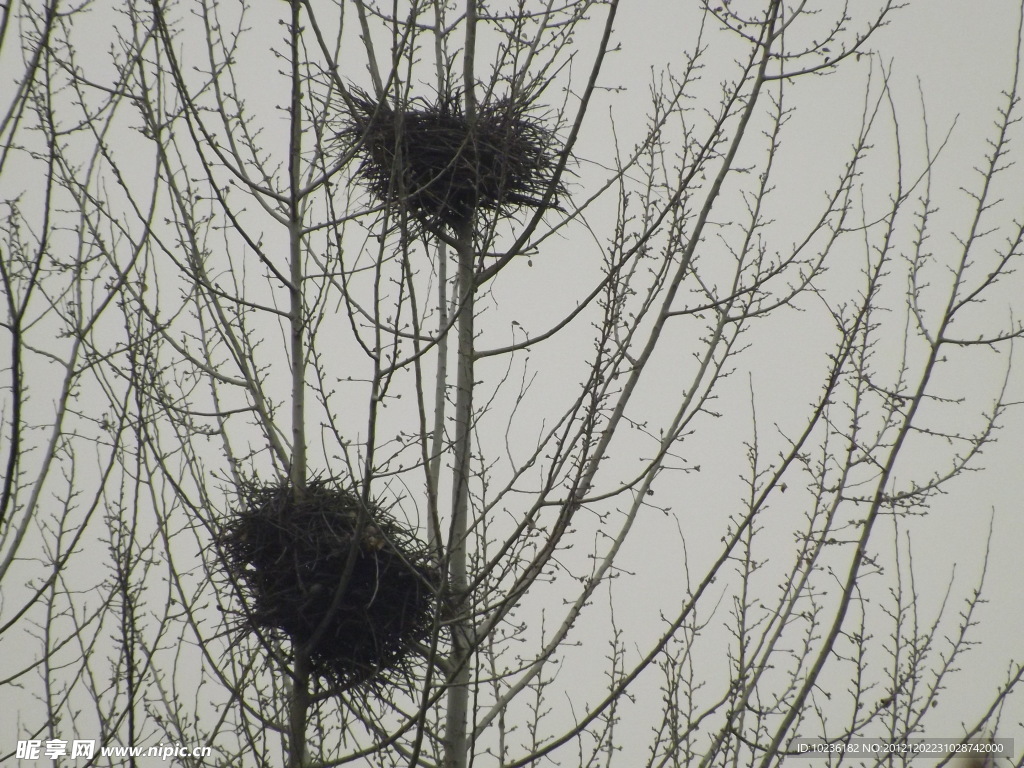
<box><xmin>341</xmin><ymin>90</ymin><xmax>565</xmax><ymax>229</ymax></box>
<box><xmin>218</xmin><ymin>479</ymin><xmax>438</xmax><ymax>692</ymax></box>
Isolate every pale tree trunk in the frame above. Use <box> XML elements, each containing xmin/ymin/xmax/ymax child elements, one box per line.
<box><xmin>444</xmin><ymin>5</ymin><xmax>479</xmax><ymax>763</ymax></box>
<box><xmin>426</xmin><ymin>0</ymin><xmax>452</xmax><ymax>556</ymax></box>
<box><xmin>444</xmin><ymin>216</ymin><xmax>476</xmax><ymax>768</ymax></box>
<box><xmin>427</xmin><ymin>240</ymin><xmax>449</xmax><ymax>555</ymax></box>
<box><xmin>286</xmin><ymin>1</ymin><xmax>309</xmax><ymax>766</ymax></box>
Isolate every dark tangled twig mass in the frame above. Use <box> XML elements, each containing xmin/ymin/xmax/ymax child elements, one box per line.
<box><xmin>218</xmin><ymin>479</ymin><xmax>438</xmax><ymax>692</ymax></box>
<box><xmin>341</xmin><ymin>89</ymin><xmax>566</xmax><ymax>229</ymax></box>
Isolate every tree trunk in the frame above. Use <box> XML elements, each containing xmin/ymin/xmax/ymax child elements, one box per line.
<box><xmin>443</xmin><ymin>217</ymin><xmax>475</xmax><ymax>768</ymax></box>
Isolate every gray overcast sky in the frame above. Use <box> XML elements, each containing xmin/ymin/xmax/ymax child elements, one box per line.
<box><xmin>2</xmin><ymin>0</ymin><xmax>1022</xmax><ymax>763</ymax></box>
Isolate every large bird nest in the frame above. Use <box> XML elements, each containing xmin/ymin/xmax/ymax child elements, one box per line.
<box><xmin>340</xmin><ymin>89</ymin><xmax>566</xmax><ymax>229</ymax></box>
<box><xmin>218</xmin><ymin>479</ymin><xmax>439</xmax><ymax>692</ymax></box>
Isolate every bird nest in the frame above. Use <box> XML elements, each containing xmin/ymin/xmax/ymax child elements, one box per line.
<box><xmin>341</xmin><ymin>90</ymin><xmax>566</xmax><ymax>229</ymax></box>
<box><xmin>217</xmin><ymin>479</ymin><xmax>438</xmax><ymax>692</ymax></box>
